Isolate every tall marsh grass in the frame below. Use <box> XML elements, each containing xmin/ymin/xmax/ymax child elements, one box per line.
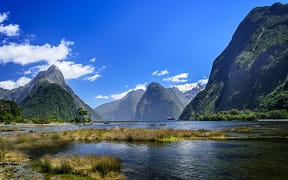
<box><xmin>39</xmin><ymin>155</ymin><xmax>124</xmax><ymax>180</ymax></box>
<box><xmin>59</xmin><ymin>128</ymin><xmax>226</xmax><ymax>141</ymax></box>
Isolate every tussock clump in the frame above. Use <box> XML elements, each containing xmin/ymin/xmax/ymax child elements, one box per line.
<box><xmin>39</xmin><ymin>155</ymin><xmax>124</xmax><ymax>179</ymax></box>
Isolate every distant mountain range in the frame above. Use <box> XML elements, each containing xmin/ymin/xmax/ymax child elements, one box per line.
<box><xmin>180</xmin><ymin>3</ymin><xmax>288</xmax><ymax>119</ymax></box>
<box><xmin>95</xmin><ymin>89</ymin><xmax>145</xmax><ymax>121</ymax></box>
<box><xmin>0</xmin><ymin>65</ymin><xmax>100</xmax><ymax>121</ymax></box>
<box><xmin>95</xmin><ymin>81</ymin><xmax>206</xmax><ymax>121</ymax></box>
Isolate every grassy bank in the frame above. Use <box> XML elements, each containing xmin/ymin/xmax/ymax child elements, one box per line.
<box><xmin>58</xmin><ymin>128</ymin><xmax>226</xmax><ymax>141</ymax></box>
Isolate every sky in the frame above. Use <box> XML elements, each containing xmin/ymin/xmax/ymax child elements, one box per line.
<box><xmin>0</xmin><ymin>0</ymin><xmax>287</xmax><ymax>108</ymax></box>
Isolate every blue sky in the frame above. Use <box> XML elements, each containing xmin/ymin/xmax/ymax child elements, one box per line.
<box><xmin>0</xmin><ymin>0</ymin><xmax>287</xmax><ymax>107</ymax></box>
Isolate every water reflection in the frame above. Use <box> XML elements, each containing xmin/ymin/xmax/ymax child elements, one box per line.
<box><xmin>58</xmin><ymin>139</ymin><xmax>288</xmax><ymax>179</ymax></box>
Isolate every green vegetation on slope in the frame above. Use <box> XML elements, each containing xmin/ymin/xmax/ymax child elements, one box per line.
<box><xmin>20</xmin><ymin>83</ymin><xmax>77</xmax><ymax>121</ymax></box>
<box><xmin>195</xmin><ymin>109</ymin><xmax>288</xmax><ymax>121</ymax></box>
<box><xmin>0</xmin><ymin>99</ymin><xmax>22</xmax><ymax>123</ymax></box>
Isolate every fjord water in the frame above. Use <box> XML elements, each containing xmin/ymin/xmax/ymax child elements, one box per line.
<box><xmin>60</xmin><ymin>139</ymin><xmax>288</xmax><ymax>179</ymax></box>
<box><xmin>1</xmin><ymin>120</ymin><xmax>283</xmax><ymax>135</ymax></box>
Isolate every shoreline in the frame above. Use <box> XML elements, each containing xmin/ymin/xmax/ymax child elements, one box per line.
<box><xmin>257</xmin><ymin>119</ymin><xmax>288</xmax><ymax>122</ymax></box>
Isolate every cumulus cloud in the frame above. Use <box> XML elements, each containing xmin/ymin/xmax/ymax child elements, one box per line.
<box><xmin>0</xmin><ymin>40</ymin><xmax>72</xmax><ymax>65</ymax></box>
<box><xmin>0</xmin><ymin>13</ymin><xmax>8</xmax><ymax>23</ymax></box>
<box><xmin>94</xmin><ymin>95</ymin><xmax>110</xmax><ymax>99</ymax></box>
<box><xmin>163</xmin><ymin>73</ymin><xmax>189</xmax><ymax>83</ymax></box>
<box><xmin>54</xmin><ymin>61</ymin><xmax>94</xmax><ymax>80</ymax></box>
<box><xmin>0</xmin><ymin>40</ymin><xmax>99</xmax><ymax>80</ymax></box>
<box><xmin>152</xmin><ymin>69</ymin><xmax>169</xmax><ymax>76</ymax></box>
<box><xmin>85</xmin><ymin>73</ymin><xmax>101</xmax><ymax>81</ymax></box>
<box><xmin>0</xmin><ymin>76</ymin><xmax>31</xmax><ymax>90</ymax></box>
<box><xmin>0</xmin><ymin>12</ymin><xmax>20</xmax><ymax>36</ymax></box>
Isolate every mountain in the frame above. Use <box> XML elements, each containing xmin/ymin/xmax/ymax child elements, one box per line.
<box><xmin>95</xmin><ymin>89</ymin><xmax>144</xmax><ymax>121</ymax></box>
<box><xmin>0</xmin><ymin>87</ymin><xmax>9</xmax><ymax>99</ymax></box>
<box><xmin>20</xmin><ymin>82</ymin><xmax>77</xmax><ymax>120</ymax></box>
<box><xmin>180</xmin><ymin>3</ymin><xmax>288</xmax><ymax>120</ymax></box>
<box><xmin>2</xmin><ymin>65</ymin><xmax>100</xmax><ymax>121</ymax></box>
<box><xmin>94</xmin><ymin>80</ymin><xmax>206</xmax><ymax>121</ymax></box>
<box><xmin>135</xmin><ymin>82</ymin><xmax>186</xmax><ymax>120</ymax></box>
<box><xmin>173</xmin><ymin>81</ymin><xmax>207</xmax><ymax>104</ymax></box>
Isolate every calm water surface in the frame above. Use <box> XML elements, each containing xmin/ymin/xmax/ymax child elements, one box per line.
<box><xmin>59</xmin><ymin>139</ymin><xmax>288</xmax><ymax>179</ymax></box>
<box><xmin>1</xmin><ymin>120</ymin><xmax>287</xmax><ymax>135</ymax></box>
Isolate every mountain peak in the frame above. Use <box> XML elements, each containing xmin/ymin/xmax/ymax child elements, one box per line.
<box><xmin>47</xmin><ymin>64</ymin><xmax>60</xmax><ymax>72</ymax></box>
<box><xmin>35</xmin><ymin>65</ymin><xmax>65</xmax><ymax>87</ymax></box>
<box><xmin>147</xmin><ymin>82</ymin><xmax>163</xmax><ymax>90</ymax></box>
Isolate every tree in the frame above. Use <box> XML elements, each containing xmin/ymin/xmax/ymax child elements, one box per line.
<box><xmin>76</xmin><ymin>108</ymin><xmax>89</xmax><ymax>123</ymax></box>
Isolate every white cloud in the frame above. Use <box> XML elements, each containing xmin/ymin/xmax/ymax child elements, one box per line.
<box><xmin>0</xmin><ymin>76</ymin><xmax>31</xmax><ymax>90</ymax></box>
<box><xmin>0</xmin><ymin>12</ymin><xmax>8</xmax><ymax>23</ymax></box>
<box><xmin>0</xmin><ymin>12</ymin><xmax>104</xmax><ymax>82</ymax></box>
<box><xmin>152</xmin><ymin>69</ymin><xmax>169</xmax><ymax>76</ymax></box>
<box><xmin>0</xmin><ymin>12</ymin><xmax>20</xmax><ymax>36</ymax></box>
<box><xmin>0</xmin><ymin>24</ymin><xmax>19</xmax><ymax>36</ymax></box>
<box><xmin>0</xmin><ymin>40</ymin><xmax>72</xmax><ymax>65</ymax></box>
<box><xmin>0</xmin><ymin>39</ymin><xmax>97</xmax><ymax>80</ymax></box>
<box><xmin>174</xmin><ymin>78</ymin><xmax>208</xmax><ymax>93</ymax></box>
<box><xmin>54</xmin><ymin>61</ymin><xmax>94</xmax><ymax>80</ymax></box>
<box><xmin>23</xmin><ymin>61</ymin><xmax>95</xmax><ymax>80</ymax></box>
<box><xmin>94</xmin><ymin>95</ymin><xmax>110</xmax><ymax>99</ymax></box>
<box><xmin>85</xmin><ymin>73</ymin><xmax>101</xmax><ymax>81</ymax></box>
<box><xmin>163</xmin><ymin>73</ymin><xmax>189</xmax><ymax>83</ymax></box>
<box><xmin>110</xmin><ymin>83</ymin><xmax>147</xmax><ymax>100</ymax></box>
<box><xmin>90</xmin><ymin>58</ymin><xmax>96</xmax><ymax>63</ymax></box>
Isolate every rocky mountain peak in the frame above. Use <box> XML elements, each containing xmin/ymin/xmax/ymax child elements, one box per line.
<box><xmin>33</xmin><ymin>65</ymin><xmax>65</xmax><ymax>87</ymax></box>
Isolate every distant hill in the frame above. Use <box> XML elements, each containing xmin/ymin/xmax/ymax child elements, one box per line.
<box><xmin>95</xmin><ymin>89</ymin><xmax>144</xmax><ymax>121</ymax></box>
<box><xmin>180</xmin><ymin>3</ymin><xmax>288</xmax><ymax>120</ymax></box>
<box><xmin>1</xmin><ymin>65</ymin><xmax>101</xmax><ymax>121</ymax></box>
<box><xmin>134</xmin><ymin>82</ymin><xmax>185</xmax><ymax>121</ymax></box>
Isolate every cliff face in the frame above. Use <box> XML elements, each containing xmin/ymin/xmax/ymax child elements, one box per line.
<box><xmin>180</xmin><ymin>3</ymin><xmax>288</xmax><ymax>119</ymax></box>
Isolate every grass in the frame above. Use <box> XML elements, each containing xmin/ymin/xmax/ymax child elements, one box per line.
<box><xmin>0</xmin><ymin>150</ymin><xmax>28</xmax><ymax>163</ymax></box>
<box><xmin>223</xmin><ymin>127</ymin><xmax>254</xmax><ymax>133</ymax></box>
<box><xmin>58</xmin><ymin>128</ymin><xmax>226</xmax><ymax>141</ymax></box>
<box><xmin>39</xmin><ymin>155</ymin><xmax>124</xmax><ymax>180</ymax></box>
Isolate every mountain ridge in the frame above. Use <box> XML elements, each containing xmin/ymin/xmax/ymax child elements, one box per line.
<box><xmin>1</xmin><ymin>65</ymin><xmax>101</xmax><ymax>121</ymax></box>
<box><xmin>180</xmin><ymin>3</ymin><xmax>288</xmax><ymax>120</ymax></box>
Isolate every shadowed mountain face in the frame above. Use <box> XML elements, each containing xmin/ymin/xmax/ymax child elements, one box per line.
<box><xmin>95</xmin><ymin>89</ymin><xmax>145</xmax><ymax>121</ymax></box>
<box><xmin>134</xmin><ymin>82</ymin><xmax>185</xmax><ymax>121</ymax></box>
<box><xmin>180</xmin><ymin>3</ymin><xmax>288</xmax><ymax>120</ymax></box>
<box><xmin>2</xmin><ymin>65</ymin><xmax>101</xmax><ymax>121</ymax></box>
